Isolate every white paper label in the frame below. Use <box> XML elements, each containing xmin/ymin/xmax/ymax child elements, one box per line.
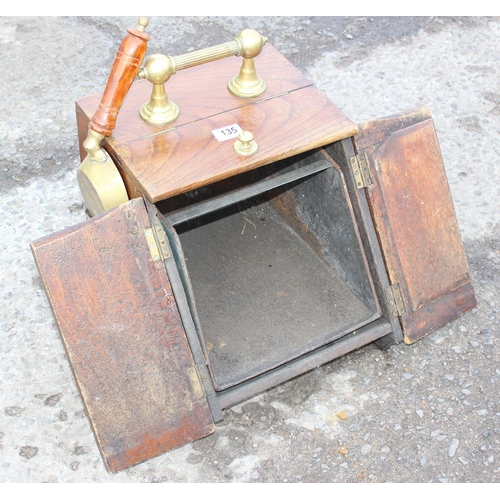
<box><xmin>212</xmin><ymin>124</ymin><xmax>243</xmax><ymax>142</ymax></box>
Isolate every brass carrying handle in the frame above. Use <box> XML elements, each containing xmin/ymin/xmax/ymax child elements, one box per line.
<box><xmin>83</xmin><ymin>18</ymin><xmax>150</xmax><ymax>162</ymax></box>
<box><xmin>138</xmin><ymin>29</ymin><xmax>268</xmax><ymax>126</ymax></box>
<box><xmin>144</xmin><ymin>28</ymin><xmax>267</xmax><ymax>75</ymax></box>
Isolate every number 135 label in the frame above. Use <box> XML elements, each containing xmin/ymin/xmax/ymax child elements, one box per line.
<box><xmin>212</xmin><ymin>124</ymin><xmax>243</xmax><ymax>142</ymax></box>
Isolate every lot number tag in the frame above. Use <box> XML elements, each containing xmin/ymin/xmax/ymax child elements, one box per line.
<box><xmin>212</xmin><ymin>124</ymin><xmax>243</xmax><ymax>142</ymax></box>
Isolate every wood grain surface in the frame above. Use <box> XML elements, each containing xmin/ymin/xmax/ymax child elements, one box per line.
<box><xmin>353</xmin><ymin>107</ymin><xmax>476</xmax><ymax>343</ymax></box>
<box><xmin>30</xmin><ymin>198</ymin><xmax>214</xmax><ymax>472</ymax></box>
<box><xmin>77</xmin><ymin>44</ymin><xmax>358</xmax><ymax>202</ymax></box>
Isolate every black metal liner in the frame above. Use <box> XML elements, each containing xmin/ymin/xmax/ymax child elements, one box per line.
<box><xmin>166</xmin><ymin>160</ymin><xmax>330</xmax><ymax>226</ymax></box>
<box><xmin>161</xmin><ymin>152</ymin><xmax>380</xmax><ymax>391</ymax></box>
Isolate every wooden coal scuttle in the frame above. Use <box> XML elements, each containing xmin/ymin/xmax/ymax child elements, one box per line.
<box><xmin>31</xmin><ymin>19</ymin><xmax>476</xmax><ymax>473</ymax></box>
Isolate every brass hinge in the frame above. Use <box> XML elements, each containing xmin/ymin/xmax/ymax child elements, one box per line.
<box><xmin>196</xmin><ymin>363</ymin><xmax>215</xmax><ymax>396</ymax></box>
<box><xmin>187</xmin><ymin>364</ymin><xmax>214</xmax><ymax>400</ymax></box>
<box><xmin>386</xmin><ymin>283</ymin><xmax>406</xmax><ymax>318</ymax></box>
<box><xmin>350</xmin><ymin>153</ymin><xmax>373</xmax><ymax>189</ymax></box>
<box><xmin>188</xmin><ymin>365</ymin><xmax>207</xmax><ymax>399</ymax></box>
<box><xmin>144</xmin><ymin>220</ymin><xmax>170</xmax><ymax>262</ymax></box>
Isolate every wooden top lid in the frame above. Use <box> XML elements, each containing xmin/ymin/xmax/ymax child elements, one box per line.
<box><xmin>77</xmin><ymin>44</ymin><xmax>358</xmax><ymax>203</ymax></box>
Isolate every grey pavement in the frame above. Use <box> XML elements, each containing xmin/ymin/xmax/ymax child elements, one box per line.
<box><xmin>0</xmin><ymin>16</ymin><xmax>499</xmax><ymax>483</ymax></box>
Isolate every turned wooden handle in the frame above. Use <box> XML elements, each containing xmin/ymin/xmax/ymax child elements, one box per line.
<box><xmin>90</xmin><ymin>21</ymin><xmax>150</xmax><ymax>137</ymax></box>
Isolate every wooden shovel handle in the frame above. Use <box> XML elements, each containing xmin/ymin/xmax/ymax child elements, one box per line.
<box><xmin>89</xmin><ymin>20</ymin><xmax>150</xmax><ymax>137</ymax></box>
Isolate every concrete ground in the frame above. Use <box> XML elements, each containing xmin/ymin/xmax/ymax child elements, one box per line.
<box><xmin>0</xmin><ymin>16</ymin><xmax>499</xmax><ymax>483</ymax></box>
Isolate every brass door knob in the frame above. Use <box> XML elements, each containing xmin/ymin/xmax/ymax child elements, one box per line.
<box><xmin>233</xmin><ymin>131</ymin><xmax>258</xmax><ymax>156</ymax></box>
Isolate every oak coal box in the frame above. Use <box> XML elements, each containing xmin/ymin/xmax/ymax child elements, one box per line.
<box><xmin>31</xmin><ymin>19</ymin><xmax>476</xmax><ymax>473</ymax></box>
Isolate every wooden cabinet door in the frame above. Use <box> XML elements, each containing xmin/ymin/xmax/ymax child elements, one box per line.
<box><xmin>31</xmin><ymin>197</ymin><xmax>214</xmax><ymax>472</ymax></box>
<box><xmin>353</xmin><ymin>106</ymin><xmax>476</xmax><ymax>343</ymax></box>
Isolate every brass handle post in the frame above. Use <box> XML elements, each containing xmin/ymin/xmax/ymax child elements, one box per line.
<box><xmin>138</xmin><ymin>29</ymin><xmax>268</xmax><ymax>126</ymax></box>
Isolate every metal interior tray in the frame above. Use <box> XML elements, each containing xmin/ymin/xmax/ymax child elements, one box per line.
<box><xmin>161</xmin><ymin>151</ymin><xmax>379</xmax><ymax>390</ymax></box>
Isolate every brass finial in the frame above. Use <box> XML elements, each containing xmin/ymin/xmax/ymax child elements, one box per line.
<box><xmin>233</xmin><ymin>131</ymin><xmax>258</xmax><ymax>156</ymax></box>
<box><xmin>137</xmin><ymin>18</ymin><xmax>149</xmax><ymax>31</ymax></box>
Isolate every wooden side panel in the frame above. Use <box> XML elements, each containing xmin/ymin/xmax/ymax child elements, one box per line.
<box><xmin>353</xmin><ymin>107</ymin><xmax>476</xmax><ymax>343</ymax></box>
<box><xmin>30</xmin><ymin>198</ymin><xmax>214</xmax><ymax>472</ymax></box>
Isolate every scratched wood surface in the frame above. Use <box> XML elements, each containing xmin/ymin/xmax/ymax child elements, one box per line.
<box><xmin>30</xmin><ymin>198</ymin><xmax>214</xmax><ymax>472</ymax></box>
<box><xmin>353</xmin><ymin>107</ymin><xmax>476</xmax><ymax>343</ymax></box>
<box><xmin>76</xmin><ymin>44</ymin><xmax>358</xmax><ymax>202</ymax></box>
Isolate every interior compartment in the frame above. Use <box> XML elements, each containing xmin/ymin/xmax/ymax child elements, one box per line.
<box><xmin>160</xmin><ymin>149</ymin><xmax>380</xmax><ymax>391</ymax></box>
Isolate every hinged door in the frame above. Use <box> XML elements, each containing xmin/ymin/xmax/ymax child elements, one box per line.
<box><xmin>30</xmin><ymin>197</ymin><xmax>214</xmax><ymax>472</ymax></box>
<box><xmin>352</xmin><ymin>106</ymin><xmax>476</xmax><ymax>343</ymax></box>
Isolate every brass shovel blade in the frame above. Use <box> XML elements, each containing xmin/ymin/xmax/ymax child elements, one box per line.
<box><xmin>77</xmin><ymin>154</ymin><xmax>129</xmax><ymax>217</ymax></box>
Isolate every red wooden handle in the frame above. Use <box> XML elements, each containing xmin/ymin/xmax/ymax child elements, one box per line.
<box><xmin>90</xmin><ymin>23</ymin><xmax>150</xmax><ymax>137</ymax></box>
